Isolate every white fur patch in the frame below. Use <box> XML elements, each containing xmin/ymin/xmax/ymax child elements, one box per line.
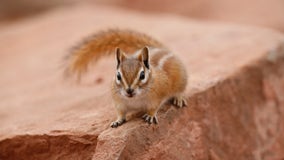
<box><xmin>158</xmin><ymin>53</ymin><xmax>173</xmax><ymax>69</ymax></box>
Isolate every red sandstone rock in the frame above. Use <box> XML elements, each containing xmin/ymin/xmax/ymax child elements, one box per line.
<box><xmin>98</xmin><ymin>0</ymin><xmax>284</xmax><ymax>32</ymax></box>
<box><xmin>0</xmin><ymin>4</ymin><xmax>284</xmax><ymax>160</ymax></box>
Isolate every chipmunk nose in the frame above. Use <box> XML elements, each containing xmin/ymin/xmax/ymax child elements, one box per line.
<box><xmin>126</xmin><ymin>88</ymin><xmax>134</xmax><ymax>95</ymax></box>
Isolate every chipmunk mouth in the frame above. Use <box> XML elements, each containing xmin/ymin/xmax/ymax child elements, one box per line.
<box><xmin>126</xmin><ymin>93</ymin><xmax>135</xmax><ymax>98</ymax></box>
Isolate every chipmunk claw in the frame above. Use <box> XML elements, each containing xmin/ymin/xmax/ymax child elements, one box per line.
<box><xmin>142</xmin><ymin>114</ymin><xmax>158</xmax><ymax>124</ymax></box>
<box><xmin>111</xmin><ymin>119</ymin><xmax>126</xmax><ymax>128</ymax></box>
<box><xmin>172</xmin><ymin>96</ymin><xmax>187</xmax><ymax>108</ymax></box>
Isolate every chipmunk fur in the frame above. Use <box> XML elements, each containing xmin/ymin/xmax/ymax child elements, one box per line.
<box><xmin>64</xmin><ymin>29</ymin><xmax>187</xmax><ymax>128</ymax></box>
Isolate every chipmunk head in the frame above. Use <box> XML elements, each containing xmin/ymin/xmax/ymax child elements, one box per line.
<box><xmin>114</xmin><ymin>47</ymin><xmax>151</xmax><ymax>98</ymax></box>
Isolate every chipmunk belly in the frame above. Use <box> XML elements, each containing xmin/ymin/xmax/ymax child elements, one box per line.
<box><xmin>121</xmin><ymin>95</ymin><xmax>149</xmax><ymax>111</ymax></box>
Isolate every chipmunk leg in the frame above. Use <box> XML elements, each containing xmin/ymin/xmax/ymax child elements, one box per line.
<box><xmin>111</xmin><ymin>106</ymin><xmax>126</xmax><ymax>128</ymax></box>
<box><xmin>142</xmin><ymin>102</ymin><xmax>160</xmax><ymax>124</ymax></box>
<box><xmin>172</xmin><ymin>95</ymin><xmax>187</xmax><ymax>108</ymax></box>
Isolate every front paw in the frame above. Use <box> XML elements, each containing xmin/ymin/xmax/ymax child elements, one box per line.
<box><xmin>142</xmin><ymin>114</ymin><xmax>158</xmax><ymax>124</ymax></box>
<box><xmin>172</xmin><ymin>96</ymin><xmax>187</xmax><ymax>108</ymax></box>
<box><xmin>110</xmin><ymin>119</ymin><xmax>126</xmax><ymax>128</ymax></box>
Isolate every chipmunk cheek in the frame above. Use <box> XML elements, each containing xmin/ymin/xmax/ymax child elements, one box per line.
<box><xmin>135</xmin><ymin>88</ymin><xmax>142</xmax><ymax>95</ymax></box>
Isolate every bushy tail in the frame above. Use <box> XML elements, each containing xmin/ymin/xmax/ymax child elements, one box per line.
<box><xmin>64</xmin><ymin>29</ymin><xmax>164</xmax><ymax>80</ymax></box>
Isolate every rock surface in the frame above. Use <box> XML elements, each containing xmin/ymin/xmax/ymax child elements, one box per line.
<box><xmin>0</xmin><ymin>4</ymin><xmax>284</xmax><ymax>160</ymax></box>
<box><xmin>99</xmin><ymin>0</ymin><xmax>284</xmax><ymax>32</ymax></box>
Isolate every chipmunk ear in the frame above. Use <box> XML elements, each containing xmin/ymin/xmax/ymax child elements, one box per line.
<box><xmin>138</xmin><ymin>46</ymin><xmax>150</xmax><ymax>69</ymax></box>
<box><xmin>116</xmin><ymin>48</ymin><xmax>126</xmax><ymax>68</ymax></box>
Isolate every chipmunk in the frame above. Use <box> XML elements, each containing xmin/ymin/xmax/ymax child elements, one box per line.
<box><xmin>64</xmin><ymin>29</ymin><xmax>187</xmax><ymax>128</ymax></box>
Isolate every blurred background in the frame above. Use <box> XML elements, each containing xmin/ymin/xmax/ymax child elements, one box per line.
<box><xmin>1</xmin><ymin>0</ymin><xmax>284</xmax><ymax>32</ymax></box>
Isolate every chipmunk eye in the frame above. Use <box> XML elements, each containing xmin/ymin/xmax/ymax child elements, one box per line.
<box><xmin>117</xmin><ymin>72</ymin><xmax>121</xmax><ymax>81</ymax></box>
<box><xmin>139</xmin><ymin>71</ymin><xmax>145</xmax><ymax>80</ymax></box>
